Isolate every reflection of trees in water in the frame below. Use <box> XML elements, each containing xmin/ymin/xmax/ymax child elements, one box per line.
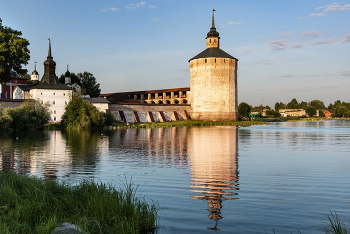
<box><xmin>188</xmin><ymin>126</ymin><xmax>239</xmax><ymax>228</ymax></box>
<box><xmin>0</xmin><ymin>131</ymin><xmax>48</xmax><ymax>174</ymax></box>
<box><xmin>62</xmin><ymin>129</ymin><xmax>101</xmax><ymax>170</ymax></box>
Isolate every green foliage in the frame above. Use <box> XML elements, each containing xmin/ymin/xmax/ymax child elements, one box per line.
<box><xmin>104</xmin><ymin>112</ymin><xmax>116</xmax><ymax>125</ymax></box>
<box><xmin>273</xmin><ymin>110</ymin><xmax>280</xmax><ymax>118</ymax></box>
<box><xmin>0</xmin><ymin>18</ymin><xmax>30</xmax><ymax>84</ymax></box>
<box><xmin>61</xmin><ymin>96</ymin><xmax>105</xmax><ymax>129</ymax></box>
<box><xmin>0</xmin><ymin>171</ymin><xmax>158</xmax><ymax>234</ymax></box>
<box><xmin>0</xmin><ymin>101</ymin><xmax>50</xmax><ymax>130</ymax></box>
<box><xmin>309</xmin><ymin>100</ymin><xmax>326</xmax><ymax>110</ymax></box>
<box><xmin>321</xmin><ymin>210</ymin><xmax>349</xmax><ymax>234</ymax></box>
<box><xmin>59</xmin><ymin>72</ymin><xmax>80</xmax><ymax>85</ymax></box>
<box><xmin>319</xmin><ymin>110</ymin><xmax>324</xmax><ymax>117</ymax></box>
<box><xmin>265</xmin><ymin>109</ymin><xmax>274</xmax><ymax>116</ymax></box>
<box><xmin>238</xmin><ymin>102</ymin><xmax>252</xmax><ymax>118</ymax></box>
<box><xmin>275</xmin><ymin>102</ymin><xmax>286</xmax><ymax>111</ymax></box>
<box><xmin>299</xmin><ymin>101</ymin><xmax>308</xmax><ymax>110</ymax></box>
<box><xmin>305</xmin><ymin>106</ymin><xmax>316</xmax><ymax>117</ymax></box>
<box><xmin>287</xmin><ymin>98</ymin><xmax>299</xmax><ymax>109</ymax></box>
<box><xmin>335</xmin><ymin>106</ymin><xmax>349</xmax><ymax>117</ymax></box>
<box><xmin>78</xmin><ymin>72</ymin><xmax>101</xmax><ymax>97</ymax></box>
<box><xmin>252</xmin><ymin>104</ymin><xmax>270</xmax><ymax>110</ymax></box>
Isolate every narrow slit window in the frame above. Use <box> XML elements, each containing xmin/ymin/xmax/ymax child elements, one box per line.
<box><xmin>205</xmin><ymin>59</ymin><xmax>207</xmax><ymax>63</ymax></box>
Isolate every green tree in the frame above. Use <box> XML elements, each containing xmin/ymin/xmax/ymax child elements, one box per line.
<box><xmin>335</xmin><ymin>106</ymin><xmax>348</xmax><ymax>117</ymax></box>
<box><xmin>0</xmin><ymin>100</ymin><xmax>50</xmax><ymax>130</ymax></box>
<box><xmin>273</xmin><ymin>110</ymin><xmax>280</xmax><ymax>118</ymax></box>
<box><xmin>265</xmin><ymin>109</ymin><xmax>274</xmax><ymax>116</ymax></box>
<box><xmin>299</xmin><ymin>101</ymin><xmax>308</xmax><ymax>110</ymax></box>
<box><xmin>61</xmin><ymin>96</ymin><xmax>105</xmax><ymax>129</ymax></box>
<box><xmin>0</xmin><ymin>18</ymin><xmax>30</xmax><ymax>84</ymax></box>
<box><xmin>309</xmin><ymin>100</ymin><xmax>325</xmax><ymax>110</ymax></box>
<box><xmin>77</xmin><ymin>72</ymin><xmax>101</xmax><ymax>97</ymax></box>
<box><xmin>238</xmin><ymin>102</ymin><xmax>251</xmax><ymax>118</ymax></box>
<box><xmin>287</xmin><ymin>98</ymin><xmax>299</xmax><ymax>109</ymax></box>
<box><xmin>59</xmin><ymin>72</ymin><xmax>80</xmax><ymax>85</ymax></box>
<box><xmin>305</xmin><ymin>106</ymin><xmax>316</xmax><ymax>117</ymax></box>
<box><xmin>252</xmin><ymin>104</ymin><xmax>270</xmax><ymax>110</ymax></box>
<box><xmin>328</xmin><ymin>100</ymin><xmax>342</xmax><ymax>109</ymax></box>
<box><xmin>275</xmin><ymin>102</ymin><xmax>286</xmax><ymax>111</ymax></box>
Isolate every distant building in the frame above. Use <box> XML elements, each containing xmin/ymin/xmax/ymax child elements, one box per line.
<box><xmin>250</xmin><ymin>109</ymin><xmax>269</xmax><ymax>117</ymax></box>
<box><xmin>0</xmin><ymin>71</ymin><xmax>28</xmax><ymax>99</ymax></box>
<box><xmin>279</xmin><ymin>109</ymin><xmax>306</xmax><ymax>117</ymax></box>
<box><xmin>323</xmin><ymin>109</ymin><xmax>335</xmax><ymax>118</ymax></box>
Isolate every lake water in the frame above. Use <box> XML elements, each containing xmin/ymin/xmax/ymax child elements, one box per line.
<box><xmin>1</xmin><ymin>121</ymin><xmax>350</xmax><ymax>233</ymax></box>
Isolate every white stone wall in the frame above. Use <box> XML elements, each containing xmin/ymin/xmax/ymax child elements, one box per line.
<box><xmin>30</xmin><ymin>89</ymin><xmax>72</xmax><ymax>122</ymax></box>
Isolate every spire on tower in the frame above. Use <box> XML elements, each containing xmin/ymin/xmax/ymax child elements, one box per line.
<box><xmin>212</xmin><ymin>9</ymin><xmax>216</xmax><ymax>29</ymax></box>
<box><xmin>48</xmin><ymin>38</ymin><xmax>52</xmax><ymax>58</ymax></box>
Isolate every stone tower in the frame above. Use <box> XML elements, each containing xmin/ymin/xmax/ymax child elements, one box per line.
<box><xmin>31</xmin><ymin>62</ymin><xmax>39</xmax><ymax>84</ymax></box>
<box><xmin>40</xmin><ymin>39</ymin><xmax>58</xmax><ymax>84</ymax></box>
<box><xmin>189</xmin><ymin>10</ymin><xmax>238</xmax><ymax>121</ymax></box>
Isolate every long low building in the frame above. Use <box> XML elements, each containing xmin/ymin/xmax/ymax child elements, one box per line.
<box><xmin>279</xmin><ymin>109</ymin><xmax>306</xmax><ymax>117</ymax></box>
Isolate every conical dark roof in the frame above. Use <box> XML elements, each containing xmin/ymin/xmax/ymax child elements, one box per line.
<box><xmin>206</xmin><ymin>10</ymin><xmax>219</xmax><ymax>38</ymax></box>
<box><xmin>41</xmin><ymin>39</ymin><xmax>58</xmax><ymax>85</ymax></box>
<box><xmin>189</xmin><ymin>47</ymin><xmax>238</xmax><ymax>62</ymax></box>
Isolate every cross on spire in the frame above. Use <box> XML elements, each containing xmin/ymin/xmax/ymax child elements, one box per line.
<box><xmin>212</xmin><ymin>9</ymin><xmax>216</xmax><ymax>28</ymax></box>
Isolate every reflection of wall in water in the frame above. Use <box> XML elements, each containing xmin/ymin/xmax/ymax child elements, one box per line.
<box><xmin>188</xmin><ymin>126</ymin><xmax>239</xmax><ymax>222</ymax></box>
<box><xmin>108</xmin><ymin>127</ymin><xmax>189</xmax><ymax>167</ymax></box>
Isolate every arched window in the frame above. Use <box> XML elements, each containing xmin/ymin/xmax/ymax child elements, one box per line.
<box><xmin>53</xmin><ymin>101</ymin><xmax>55</xmax><ymax>105</ymax></box>
<box><xmin>166</xmin><ymin>100</ymin><xmax>171</xmax><ymax>104</ymax></box>
<box><xmin>174</xmin><ymin>100</ymin><xmax>179</xmax><ymax>104</ymax></box>
<box><xmin>215</xmin><ymin>59</ymin><xmax>216</xmax><ymax>63</ymax></box>
<box><xmin>183</xmin><ymin>99</ymin><xmax>188</xmax><ymax>104</ymax></box>
<box><xmin>210</xmin><ymin>39</ymin><xmax>211</xmax><ymax>43</ymax></box>
<box><xmin>205</xmin><ymin>59</ymin><xmax>207</xmax><ymax>63</ymax></box>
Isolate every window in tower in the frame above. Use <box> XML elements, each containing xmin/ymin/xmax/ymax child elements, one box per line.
<box><xmin>210</xmin><ymin>39</ymin><xmax>211</xmax><ymax>43</ymax></box>
<box><xmin>205</xmin><ymin>59</ymin><xmax>207</xmax><ymax>63</ymax></box>
<box><xmin>215</xmin><ymin>59</ymin><xmax>216</xmax><ymax>63</ymax></box>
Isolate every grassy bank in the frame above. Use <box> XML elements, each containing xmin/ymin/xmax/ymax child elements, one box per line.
<box><xmin>0</xmin><ymin>172</ymin><xmax>158</xmax><ymax>234</ymax></box>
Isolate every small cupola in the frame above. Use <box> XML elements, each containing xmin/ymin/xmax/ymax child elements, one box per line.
<box><xmin>206</xmin><ymin>10</ymin><xmax>220</xmax><ymax>48</ymax></box>
<box><xmin>65</xmin><ymin>65</ymin><xmax>71</xmax><ymax>84</ymax></box>
<box><xmin>31</xmin><ymin>61</ymin><xmax>39</xmax><ymax>84</ymax></box>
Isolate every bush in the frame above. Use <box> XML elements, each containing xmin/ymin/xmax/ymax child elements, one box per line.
<box><xmin>61</xmin><ymin>96</ymin><xmax>106</xmax><ymax>129</ymax></box>
<box><xmin>0</xmin><ymin>101</ymin><xmax>50</xmax><ymax>130</ymax></box>
<box><xmin>104</xmin><ymin>112</ymin><xmax>115</xmax><ymax>125</ymax></box>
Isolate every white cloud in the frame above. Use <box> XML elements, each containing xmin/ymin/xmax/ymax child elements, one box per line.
<box><xmin>99</xmin><ymin>9</ymin><xmax>107</xmax><ymax>12</ymax></box>
<box><xmin>280</xmin><ymin>30</ymin><xmax>297</xmax><ymax>37</ymax></box>
<box><xmin>298</xmin><ymin>31</ymin><xmax>322</xmax><ymax>40</ymax></box>
<box><xmin>308</xmin><ymin>37</ymin><xmax>337</xmax><ymax>45</ymax></box>
<box><xmin>149</xmin><ymin>5</ymin><xmax>157</xmax><ymax>9</ymax></box>
<box><xmin>226</xmin><ymin>20</ymin><xmax>242</xmax><ymax>25</ymax></box>
<box><xmin>290</xmin><ymin>44</ymin><xmax>302</xmax><ymax>49</ymax></box>
<box><xmin>269</xmin><ymin>40</ymin><xmax>287</xmax><ymax>50</ymax></box>
<box><xmin>126</xmin><ymin>1</ymin><xmax>147</xmax><ymax>10</ymax></box>
<box><xmin>341</xmin><ymin>34</ymin><xmax>350</xmax><ymax>43</ymax></box>
<box><xmin>281</xmin><ymin>75</ymin><xmax>295</xmax><ymax>78</ymax></box>
<box><xmin>309</xmin><ymin>13</ymin><xmax>327</xmax><ymax>17</ymax></box>
<box><xmin>316</xmin><ymin>2</ymin><xmax>350</xmax><ymax>12</ymax></box>
<box><xmin>152</xmin><ymin>18</ymin><xmax>159</xmax><ymax>21</ymax></box>
<box><xmin>109</xmin><ymin>7</ymin><xmax>119</xmax><ymax>12</ymax></box>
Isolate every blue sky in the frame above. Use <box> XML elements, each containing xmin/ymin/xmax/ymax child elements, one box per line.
<box><xmin>1</xmin><ymin>0</ymin><xmax>349</xmax><ymax>107</ymax></box>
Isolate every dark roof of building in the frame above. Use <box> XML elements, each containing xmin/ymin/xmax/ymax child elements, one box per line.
<box><xmin>100</xmin><ymin>87</ymin><xmax>190</xmax><ymax>97</ymax></box>
<box><xmin>10</xmin><ymin>71</ymin><xmax>27</xmax><ymax>80</ymax></box>
<box><xmin>189</xmin><ymin>48</ymin><xmax>238</xmax><ymax>61</ymax></box>
<box><xmin>16</xmin><ymin>85</ymin><xmax>33</xmax><ymax>91</ymax></box>
<box><xmin>83</xmin><ymin>97</ymin><xmax>110</xmax><ymax>103</ymax></box>
<box><xmin>30</xmin><ymin>83</ymin><xmax>72</xmax><ymax>90</ymax></box>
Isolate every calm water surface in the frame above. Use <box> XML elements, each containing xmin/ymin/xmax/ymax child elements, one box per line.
<box><xmin>1</xmin><ymin>120</ymin><xmax>350</xmax><ymax>233</ymax></box>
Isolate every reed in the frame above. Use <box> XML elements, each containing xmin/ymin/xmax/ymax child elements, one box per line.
<box><xmin>0</xmin><ymin>171</ymin><xmax>158</xmax><ymax>234</ymax></box>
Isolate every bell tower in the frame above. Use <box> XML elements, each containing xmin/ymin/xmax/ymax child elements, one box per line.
<box><xmin>189</xmin><ymin>10</ymin><xmax>238</xmax><ymax>121</ymax></box>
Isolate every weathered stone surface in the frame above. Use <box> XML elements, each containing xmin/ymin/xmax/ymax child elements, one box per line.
<box><xmin>52</xmin><ymin>222</ymin><xmax>85</xmax><ymax>234</ymax></box>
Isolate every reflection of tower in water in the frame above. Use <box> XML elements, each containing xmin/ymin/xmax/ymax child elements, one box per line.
<box><xmin>188</xmin><ymin>126</ymin><xmax>238</xmax><ymax>224</ymax></box>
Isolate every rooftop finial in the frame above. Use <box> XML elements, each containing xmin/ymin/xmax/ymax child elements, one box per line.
<box><xmin>48</xmin><ymin>38</ymin><xmax>52</xmax><ymax>57</ymax></box>
<box><xmin>34</xmin><ymin>61</ymin><xmax>37</xmax><ymax>71</ymax></box>
<box><xmin>212</xmin><ymin>9</ymin><xmax>216</xmax><ymax>28</ymax></box>
<box><xmin>67</xmin><ymin>65</ymin><xmax>69</xmax><ymax>71</ymax></box>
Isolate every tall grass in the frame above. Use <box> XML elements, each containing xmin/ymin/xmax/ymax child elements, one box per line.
<box><xmin>0</xmin><ymin>171</ymin><xmax>158</xmax><ymax>234</ymax></box>
<box><xmin>321</xmin><ymin>210</ymin><xmax>349</xmax><ymax>234</ymax></box>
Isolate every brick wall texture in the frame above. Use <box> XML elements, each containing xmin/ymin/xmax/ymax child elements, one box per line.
<box><xmin>190</xmin><ymin>57</ymin><xmax>238</xmax><ymax>121</ymax></box>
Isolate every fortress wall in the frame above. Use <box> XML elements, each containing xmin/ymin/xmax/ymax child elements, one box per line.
<box><xmin>0</xmin><ymin>99</ymin><xmax>25</xmax><ymax>108</ymax></box>
<box><xmin>109</xmin><ymin>103</ymin><xmax>191</xmax><ymax>123</ymax></box>
<box><xmin>190</xmin><ymin>57</ymin><xmax>238</xmax><ymax>121</ymax></box>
